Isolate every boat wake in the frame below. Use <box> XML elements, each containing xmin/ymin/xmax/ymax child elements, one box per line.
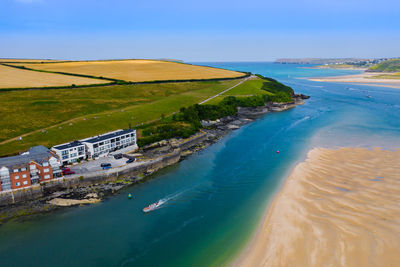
<box><xmin>143</xmin><ymin>186</ymin><xmax>198</xmax><ymax>213</ymax></box>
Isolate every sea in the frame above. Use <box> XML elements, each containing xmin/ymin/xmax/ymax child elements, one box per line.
<box><xmin>1</xmin><ymin>63</ymin><xmax>400</xmax><ymax>267</ymax></box>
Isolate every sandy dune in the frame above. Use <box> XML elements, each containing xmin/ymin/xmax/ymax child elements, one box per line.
<box><xmin>309</xmin><ymin>72</ymin><xmax>400</xmax><ymax>89</ymax></box>
<box><xmin>235</xmin><ymin>147</ymin><xmax>400</xmax><ymax>267</ymax></box>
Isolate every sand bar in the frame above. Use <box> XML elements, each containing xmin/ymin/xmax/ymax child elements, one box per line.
<box><xmin>235</xmin><ymin>147</ymin><xmax>400</xmax><ymax>267</ymax></box>
<box><xmin>309</xmin><ymin>72</ymin><xmax>400</xmax><ymax>89</ymax></box>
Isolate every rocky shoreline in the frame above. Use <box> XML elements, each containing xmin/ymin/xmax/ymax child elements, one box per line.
<box><xmin>0</xmin><ymin>94</ymin><xmax>308</xmax><ymax>224</ymax></box>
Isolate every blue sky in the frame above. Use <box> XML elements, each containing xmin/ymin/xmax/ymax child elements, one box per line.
<box><xmin>1</xmin><ymin>0</ymin><xmax>399</xmax><ymax>61</ymax></box>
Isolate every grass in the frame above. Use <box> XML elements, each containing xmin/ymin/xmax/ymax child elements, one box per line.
<box><xmin>0</xmin><ymin>64</ymin><xmax>106</xmax><ymax>89</ymax></box>
<box><xmin>0</xmin><ymin>79</ymin><xmax>242</xmax><ymax>156</ymax></box>
<box><xmin>10</xmin><ymin>59</ymin><xmax>243</xmax><ymax>82</ymax></box>
<box><xmin>370</xmin><ymin>72</ymin><xmax>400</xmax><ymax>79</ymax></box>
<box><xmin>369</xmin><ymin>59</ymin><xmax>400</xmax><ymax>72</ymax></box>
<box><xmin>204</xmin><ymin>77</ymin><xmax>273</xmax><ymax>105</ymax></box>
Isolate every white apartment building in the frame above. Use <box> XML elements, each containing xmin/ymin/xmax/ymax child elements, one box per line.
<box><xmin>81</xmin><ymin>129</ymin><xmax>137</xmax><ymax>159</ymax></box>
<box><xmin>52</xmin><ymin>141</ymin><xmax>86</xmax><ymax>165</ymax></box>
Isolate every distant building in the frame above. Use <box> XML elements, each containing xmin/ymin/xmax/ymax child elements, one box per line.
<box><xmin>81</xmin><ymin>129</ymin><xmax>137</xmax><ymax>159</ymax></box>
<box><xmin>0</xmin><ymin>146</ymin><xmax>62</xmax><ymax>192</ymax></box>
<box><xmin>52</xmin><ymin>141</ymin><xmax>86</xmax><ymax>165</ymax></box>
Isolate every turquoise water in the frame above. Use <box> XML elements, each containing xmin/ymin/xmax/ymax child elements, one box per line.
<box><xmin>1</xmin><ymin>63</ymin><xmax>400</xmax><ymax>267</ymax></box>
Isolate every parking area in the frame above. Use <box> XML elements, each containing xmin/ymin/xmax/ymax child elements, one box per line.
<box><xmin>70</xmin><ymin>156</ymin><xmax>129</xmax><ymax>174</ymax></box>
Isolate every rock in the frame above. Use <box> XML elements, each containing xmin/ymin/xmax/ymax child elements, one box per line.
<box><xmin>227</xmin><ymin>124</ymin><xmax>240</xmax><ymax>129</ymax></box>
<box><xmin>48</xmin><ymin>198</ymin><xmax>100</xmax><ymax>207</ymax></box>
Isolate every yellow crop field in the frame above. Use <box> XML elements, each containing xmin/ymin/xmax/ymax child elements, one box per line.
<box><xmin>12</xmin><ymin>60</ymin><xmax>244</xmax><ymax>82</ymax></box>
<box><xmin>0</xmin><ymin>59</ymin><xmax>61</xmax><ymax>63</ymax></box>
<box><xmin>0</xmin><ymin>65</ymin><xmax>106</xmax><ymax>89</ymax></box>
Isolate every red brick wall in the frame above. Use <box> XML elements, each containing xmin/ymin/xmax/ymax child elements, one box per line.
<box><xmin>30</xmin><ymin>162</ymin><xmax>54</xmax><ymax>181</ymax></box>
<box><xmin>9</xmin><ymin>169</ymin><xmax>31</xmax><ymax>189</ymax></box>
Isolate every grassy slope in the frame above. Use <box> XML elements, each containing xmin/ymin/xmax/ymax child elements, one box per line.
<box><xmin>370</xmin><ymin>72</ymin><xmax>400</xmax><ymax>79</ymax></box>
<box><xmin>369</xmin><ymin>59</ymin><xmax>400</xmax><ymax>72</ymax></box>
<box><xmin>0</xmin><ymin>79</ymin><xmax>241</xmax><ymax>156</ymax></box>
<box><xmin>205</xmin><ymin>77</ymin><xmax>273</xmax><ymax>105</ymax></box>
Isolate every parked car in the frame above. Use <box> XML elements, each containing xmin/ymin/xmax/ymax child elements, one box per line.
<box><xmin>63</xmin><ymin>170</ymin><xmax>75</xmax><ymax>175</ymax></box>
<box><xmin>103</xmin><ymin>166</ymin><xmax>112</xmax><ymax>170</ymax></box>
<box><xmin>62</xmin><ymin>167</ymin><xmax>71</xmax><ymax>172</ymax></box>
<box><xmin>114</xmin><ymin>153</ymin><xmax>123</xmax><ymax>159</ymax></box>
<box><xmin>100</xmin><ymin>163</ymin><xmax>111</xmax><ymax>168</ymax></box>
<box><xmin>126</xmin><ymin>158</ymin><xmax>135</xmax><ymax>164</ymax></box>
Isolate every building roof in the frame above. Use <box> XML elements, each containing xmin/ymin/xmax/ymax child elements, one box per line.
<box><xmin>0</xmin><ymin>146</ymin><xmax>56</xmax><ymax>168</ymax></box>
<box><xmin>81</xmin><ymin>129</ymin><xmax>135</xmax><ymax>144</ymax></box>
<box><xmin>52</xmin><ymin>140</ymin><xmax>83</xmax><ymax>150</ymax></box>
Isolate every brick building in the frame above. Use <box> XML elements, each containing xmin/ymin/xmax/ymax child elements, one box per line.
<box><xmin>0</xmin><ymin>146</ymin><xmax>62</xmax><ymax>191</ymax></box>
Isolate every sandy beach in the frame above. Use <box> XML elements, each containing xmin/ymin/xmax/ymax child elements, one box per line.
<box><xmin>235</xmin><ymin>147</ymin><xmax>400</xmax><ymax>267</ymax></box>
<box><xmin>309</xmin><ymin>72</ymin><xmax>400</xmax><ymax>89</ymax></box>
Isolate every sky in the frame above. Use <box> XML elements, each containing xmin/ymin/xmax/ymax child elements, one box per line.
<box><xmin>1</xmin><ymin>0</ymin><xmax>400</xmax><ymax>61</ymax></box>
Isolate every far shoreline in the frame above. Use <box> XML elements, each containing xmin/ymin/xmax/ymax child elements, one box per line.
<box><xmin>307</xmin><ymin>71</ymin><xmax>400</xmax><ymax>89</ymax></box>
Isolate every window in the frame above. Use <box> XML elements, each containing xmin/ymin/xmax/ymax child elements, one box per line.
<box><xmin>23</xmin><ymin>181</ymin><xmax>28</xmax><ymax>185</ymax></box>
<box><xmin>99</xmin><ymin>142</ymin><xmax>104</xmax><ymax>146</ymax></box>
<box><xmin>70</xmin><ymin>153</ymin><xmax>77</xmax><ymax>158</ymax></box>
<box><xmin>22</xmin><ymin>174</ymin><xmax>27</xmax><ymax>178</ymax></box>
<box><xmin>62</xmin><ymin>155</ymin><xmax>68</xmax><ymax>160</ymax></box>
<box><xmin>69</xmin><ymin>148</ymin><xmax>73</xmax><ymax>152</ymax></box>
<box><xmin>21</xmin><ymin>167</ymin><xmax>26</xmax><ymax>171</ymax></box>
<box><xmin>15</xmin><ymin>175</ymin><xmax>20</xmax><ymax>179</ymax></box>
<box><xmin>78</xmin><ymin>146</ymin><xmax>84</xmax><ymax>151</ymax></box>
<box><xmin>44</xmin><ymin>168</ymin><xmax>49</xmax><ymax>173</ymax></box>
<box><xmin>44</xmin><ymin>174</ymin><xmax>50</xmax><ymax>179</ymax></box>
<box><xmin>30</xmin><ymin>164</ymin><xmax>36</xmax><ymax>170</ymax></box>
<box><xmin>43</xmin><ymin>162</ymin><xmax>49</xmax><ymax>167</ymax></box>
<box><xmin>13</xmin><ymin>169</ymin><xmax>19</xmax><ymax>173</ymax></box>
<box><xmin>93</xmin><ymin>144</ymin><xmax>99</xmax><ymax>148</ymax></box>
<box><xmin>62</xmin><ymin>150</ymin><xmax>68</xmax><ymax>156</ymax></box>
<box><xmin>16</xmin><ymin>182</ymin><xmax>20</xmax><ymax>186</ymax></box>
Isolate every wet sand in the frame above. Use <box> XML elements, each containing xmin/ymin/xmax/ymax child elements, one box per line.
<box><xmin>309</xmin><ymin>72</ymin><xmax>400</xmax><ymax>89</ymax></box>
<box><xmin>235</xmin><ymin>147</ymin><xmax>400</xmax><ymax>267</ymax></box>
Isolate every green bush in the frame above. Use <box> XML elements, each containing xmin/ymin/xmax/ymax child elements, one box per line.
<box><xmin>255</xmin><ymin>74</ymin><xmax>294</xmax><ymax>102</ymax></box>
<box><xmin>266</xmin><ymin>92</ymin><xmax>293</xmax><ymax>103</ymax></box>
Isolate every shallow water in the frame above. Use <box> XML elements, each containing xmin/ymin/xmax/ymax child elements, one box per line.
<box><xmin>0</xmin><ymin>63</ymin><xmax>399</xmax><ymax>267</ymax></box>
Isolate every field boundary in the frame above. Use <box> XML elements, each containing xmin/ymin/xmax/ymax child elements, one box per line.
<box><xmin>1</xmin><ymin>63</ymin><xmax>250</xmax><ymax>92</ymax></box>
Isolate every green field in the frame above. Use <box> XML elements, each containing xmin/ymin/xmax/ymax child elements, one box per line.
<box><xmin>0</xmin><ymin>73</ymin><xmax>292</xmax><ymax>156</ymax></box>
<box><xmin>205</xmin><ymin>77</ymin><xmax>273</xmax><ymax>105</ymax></box>
<box><xmin>369</xmin><ymin>59</ymin><xmax>400</xmax><ymax>72</ymax></box>
<box><xmin>0</xmin><ymin>79</ymin><xmax>242</xmax><ymax>156</ymax></box>
<box><xmin>370</xmin><ymin>72</ymin><xmax>400</xmax><ymax>79</ymax></box>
